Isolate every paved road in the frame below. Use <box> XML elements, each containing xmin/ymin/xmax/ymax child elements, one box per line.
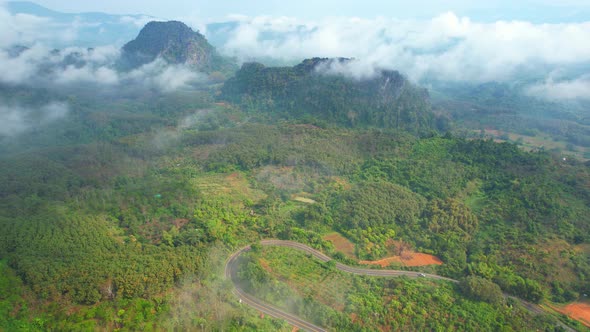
<box><xmin>225</xmin><ymin>243</ymin><xmax>327</xmax><ymax>332</ymax></box>
<box><xmin>225</xmin><ymin>239</ymin><xmax>573</xmax><ymax>332</ymax></box>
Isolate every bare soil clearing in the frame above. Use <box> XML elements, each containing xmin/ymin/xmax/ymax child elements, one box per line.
<box><xmin>555</xmin><ymin>302</ymin><xmax>590</xmax><ymax>327</ymax></box>
<box><xmin>360</xmin><ymin>253</ymin><xmax>443</xmax><ymax>268</ymax></box>
<box><xmin>323</xmin><ymin>233</ymin><xmax>443</xmax><ymax>267</ymax></box>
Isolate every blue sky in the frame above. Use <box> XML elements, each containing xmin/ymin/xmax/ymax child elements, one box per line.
<box><xmin>17</xmin><ymin>0</ymin><xmax>590</xmax><ymax>22</ymax></box>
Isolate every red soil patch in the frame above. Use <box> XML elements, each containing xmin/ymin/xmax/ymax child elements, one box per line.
<box><xmin>323</xmin><ymin>235</ymin><xmax>442</xmax><ymax>267</ymax></box>
<box><xmin>360</xmin><ymin>253</ymin><xmax>443</xmax><ymax>267</ymax></box>
<box><xmin>556</xmin><ymin>302</ymin><xmax>590</xmax><ymax>327</ymax></box>
<box><xmin>323</xmin><ymin>233</ymin><xmax>356</xmax><ymax>258</ymax></box>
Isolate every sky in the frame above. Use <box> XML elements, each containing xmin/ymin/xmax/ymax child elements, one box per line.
<box><xmin>11</xmin><ymin>0</ymin><xmax>590</xmax><ymax>22</ymax></box>
<box><xmin>0</xmin><ymin>0</ymin><xmax>589</xmax><ymax>102</ymax></box>
<box><xmin>0</xmin><ymin>0</ymin><xmax>589</xmax><ymax>137</ymax></box>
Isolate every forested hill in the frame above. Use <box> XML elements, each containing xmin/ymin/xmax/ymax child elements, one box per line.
<box><xmin>119</xmin><ymin>21</ymin><xmax>236</xmax><ymax>73</ymax></box>
<box><xmin>220</xmin><ymin>58</ymin><xmax>439</xmax><ymax>134</ymax></box>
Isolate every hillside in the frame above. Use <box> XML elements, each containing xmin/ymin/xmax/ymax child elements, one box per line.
<box><xmin>2</xmin><ymin>10</ymin><xmax>590</xmax><ymax>332</ymax></box>
<box><xmin>120</xmin><ymin>21</ymin><xmax>236</xmax><ymax>73</ymax></box>
<box><xmin>221</xmin><ymin>58</ymin><xmax>440</xmax><ymax>134</ymax></box>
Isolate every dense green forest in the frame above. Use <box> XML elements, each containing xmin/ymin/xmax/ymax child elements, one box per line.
<box><xmin>1</xmin><ymin>54</ymin><xmax>589</xmax><ymax>330</ymax></box>
<box><xmin>221</xmin><ymin>58</ymin><xmax>440</xmax><ymax>134</ymax></box>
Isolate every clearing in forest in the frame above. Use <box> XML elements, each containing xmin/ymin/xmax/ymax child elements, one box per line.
<box><xmin>359</xmin><ymin>253</ymin><xmax>443</xmax><ymax>268</ymax></box>
<box><xmin>323</xmin><ymin>233</ymin><xmax>443</xmax><ymax>267</ymax></box>
<box><xmin>323</xmin><ymin>232</ymin><xmax>356</xmax><ymax>258</ymax></box>
<box><xmin>292</xmin><ymin>196</ymin><xmax>316</xmax><ymax>204</ymax></box>
<box><xmin>193</xmin><ymin>172</ymin><xmax>266</xmax><ymax>203</ymax></box>
<box><xmin>555</xmin><ymin>302</ymin><xmax>590</xmax><ymax>328</ymax></box>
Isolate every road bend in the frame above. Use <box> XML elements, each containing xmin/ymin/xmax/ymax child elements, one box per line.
<box><xmin>225</xmin><ymin>239</ymin><xmax>570</xmax><ymax>332</ymax></box>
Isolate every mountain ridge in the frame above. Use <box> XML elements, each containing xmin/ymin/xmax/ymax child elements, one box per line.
<box><xmin>221</xmin><ymin>58</ymin><xmax>439</xmax><ymax>133</ymax></box>
<box><xmin>119</xmin><ymin>20</ymin><xmax>236</xmax><ymax>73</ymax></box>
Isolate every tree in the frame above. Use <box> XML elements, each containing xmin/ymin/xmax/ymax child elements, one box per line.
<box><xmin>459</xmin><ymin>276</ymin><xmax>505</xmax><ymax>306</ymax></box>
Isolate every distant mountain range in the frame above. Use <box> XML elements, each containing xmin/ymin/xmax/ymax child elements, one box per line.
<box><xmin>4</xmin><ymin>1</ymin><xmax>153</xmax><ymax>47</ymax></box>
<box><xmin>3</xmin><ymin>1</ymin><xmax>242</xmax><ymax>50</ymax></box>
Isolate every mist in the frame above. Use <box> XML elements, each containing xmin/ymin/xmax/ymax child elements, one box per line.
<box><xmin>0</xmin><ymin>101</ymin><xmax>69</xmax><ymax>137</ymax></box>
<box><xmin>0</xmin><ymin>45</ymin><xmax>207</xmax><ymax>92</ymax></box>
<box><xmin>216</xmin><ymin>13</ymin><xmax>590</xmax><ymax>99</ymax></box>
<box><xmin>2</xmin><ymin>2</ymin><xmax>588</xmax><ymax>102</ymax></box>
<box><xmin>526</xmin><ymin>76</ymin><xmax>590</xmax><ymax>101</ymax></box>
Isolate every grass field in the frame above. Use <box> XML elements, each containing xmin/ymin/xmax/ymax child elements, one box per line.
<box><xmin>323</xmin><ymin>232</ymin><xmax>356</xmax><ymax>258</ymax></box>
<box><xmin>193</xmin><ymin>172</ymin><xmax>267</xmax><ymax>204</ymax></box>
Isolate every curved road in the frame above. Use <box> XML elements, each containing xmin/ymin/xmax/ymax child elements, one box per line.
<box><xmin>225</xmin><ymin>240</ymin><xmax>572</xmax><ymax>332</ymax></box>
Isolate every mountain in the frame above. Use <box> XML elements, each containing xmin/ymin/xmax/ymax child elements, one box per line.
<box><xmin>4</xmin><ymin>1</ymin><xmax>150</xmax><ymax>47</ymax></box>
<box><xmin>221</xmin><ymin>58</ymin><xmax>439</xmax><ymax>133</ymax></box>
<box><xmin>119</xmin><ymin>21</ymin><xmax>236</xmax><ymax>73</ymax></box>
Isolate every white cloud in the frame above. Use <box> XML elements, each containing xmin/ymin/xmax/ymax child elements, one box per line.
<box><xmin>219</xmin><ymin>13</ymin><xmax>590</xmax><ymax>84</ymax></box>
<box><xmin>0</xmin><ymin>7</ymin><xmax>51</xmax><ymax>47</ymax></box>
<box><xmin>56</xmin><ymin>65</ymin><xmax>120</xmax><ymax>85</ymax></box>
<box><xmin>526</xmin><ymin>76</ymin><xmax>590</xmax><ymax>101</ymax></box>
<box><xmin>0</xmin><ymin>44</ymin><xmax>204</xmax><ymax>92</ymax></box>
<box><xmin>119</xmin><ymin>15</ymin><xmax>154</xmax><ymax>28</ymax></box>
<box><xmin>124</xmin><ymin>59</ymin><xmax>206</xmax><ymax>92</ymax></box>
<box><xmin>0</xmin><ymin>45</ymin><xmax>46</xmax><ymax>83</ymax></box>
<box><xmin>0</xmin><ymin>102</ymin><xmax>69</xmax><ymax>137</ymax></box>
<box><xmin>0</xmin><ymin>45</ymin><xmax>121</xmax><ymax>85</ymax></box>
<box><xmin>0</xmin><ymin>6</ymin><xmax>83</xmax><ymax>47</ymax></box>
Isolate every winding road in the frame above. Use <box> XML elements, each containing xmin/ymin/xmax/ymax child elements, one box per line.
<box><xmin>225</xmin><ymin>240</ymin><xmax>573</xmax><ymax>332</ymax></box>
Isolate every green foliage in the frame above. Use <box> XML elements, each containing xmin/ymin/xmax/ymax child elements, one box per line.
<box><xmin>238</xmin><ymin>246</ymin><xmax>565</xmax><ymax>331</ymax></box>
<box><xmin>425</xmin><ymin>198</ymin><xmax>478</xmax><ymax>239</ymax></box>
<box><xmin>0</xmin><ymin>75</ymin><xmax>589</xmax><ymax>331</ymax></box>
<box><xmin>459</xmin><ymin>276</ymin><xmax>505</xmax><ymax>305</ymax></box>
<box><xmin>221</xmin><ymin>59</ymin><xmax>436</xmax><ymax>133</ymax></box>
<box><xmin>0</xmin><ymin>207</ymin><xmax>202</xmax><ymax>304</ymax></box>
<box><xmin>356</xmin><ymin>137</ymin><xmax>470</xmax><ymax>199</ymax></box>
<box><xmin>193</xmin><ymin>196</ymin><xmax>258</xmax><ymax>245</ymax></box>
<box><xmin>0</xmin><ymin>260</ymin><xmax>39</xmax><ymax>331</ymax></box>
<box><xmin>332</xmin><ymin>181</ymin><xmax>426</xmax><ymax>259</ymax></box>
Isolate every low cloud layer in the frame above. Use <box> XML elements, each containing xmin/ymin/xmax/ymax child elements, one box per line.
<box><xmin>125</xmin><ymin>59</ymin><xmax>206</xmax><ymax>92</ymax></box>
<box><xmin>218</xmin><ymin>13</ymin><xmax>590</xmax><ymax>97</ymax></box>
<box><xmin>2</xmin><ymin>3</ymin><xmax>588</xmax><ymax>101</ymax></box>
<box><xmin>0</xmin><ymin>4</ymin><xmax>150</xmax><ymax>48</ymax></box>
<box><xmin>0</xmin><ymin>102</ymin><xmax>69</xmax><ymax>137</ymax></box>
<box><xmin>0</xmin><ymin>45</ymin><xmax>205</xmax><ymax>92</ymax></box>
<box><xmin>526</xmin><ymin>76</ymin><xmax>590</xmax><ymax>101</ymax></box>
<box><xmin>0</xmin><ymin>6</ymin><xmax>67</xmax><ymax>48</ymax></box>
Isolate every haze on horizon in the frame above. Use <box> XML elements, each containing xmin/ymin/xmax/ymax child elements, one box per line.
<box><xmin>3</xmin><ymin>0</ymin><xmax>590</xmax><ymax>23</ymax></box>
<box><xmin>1</xmin><ymin>0</ymin><xmax>589</xmax><ymax>102</ymax></box>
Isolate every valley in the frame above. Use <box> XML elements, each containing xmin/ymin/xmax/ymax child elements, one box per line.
<box><xmin>0</xmin><ymin>3</ymin><xmax>589</xmax><ymax>331</ymax></box>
